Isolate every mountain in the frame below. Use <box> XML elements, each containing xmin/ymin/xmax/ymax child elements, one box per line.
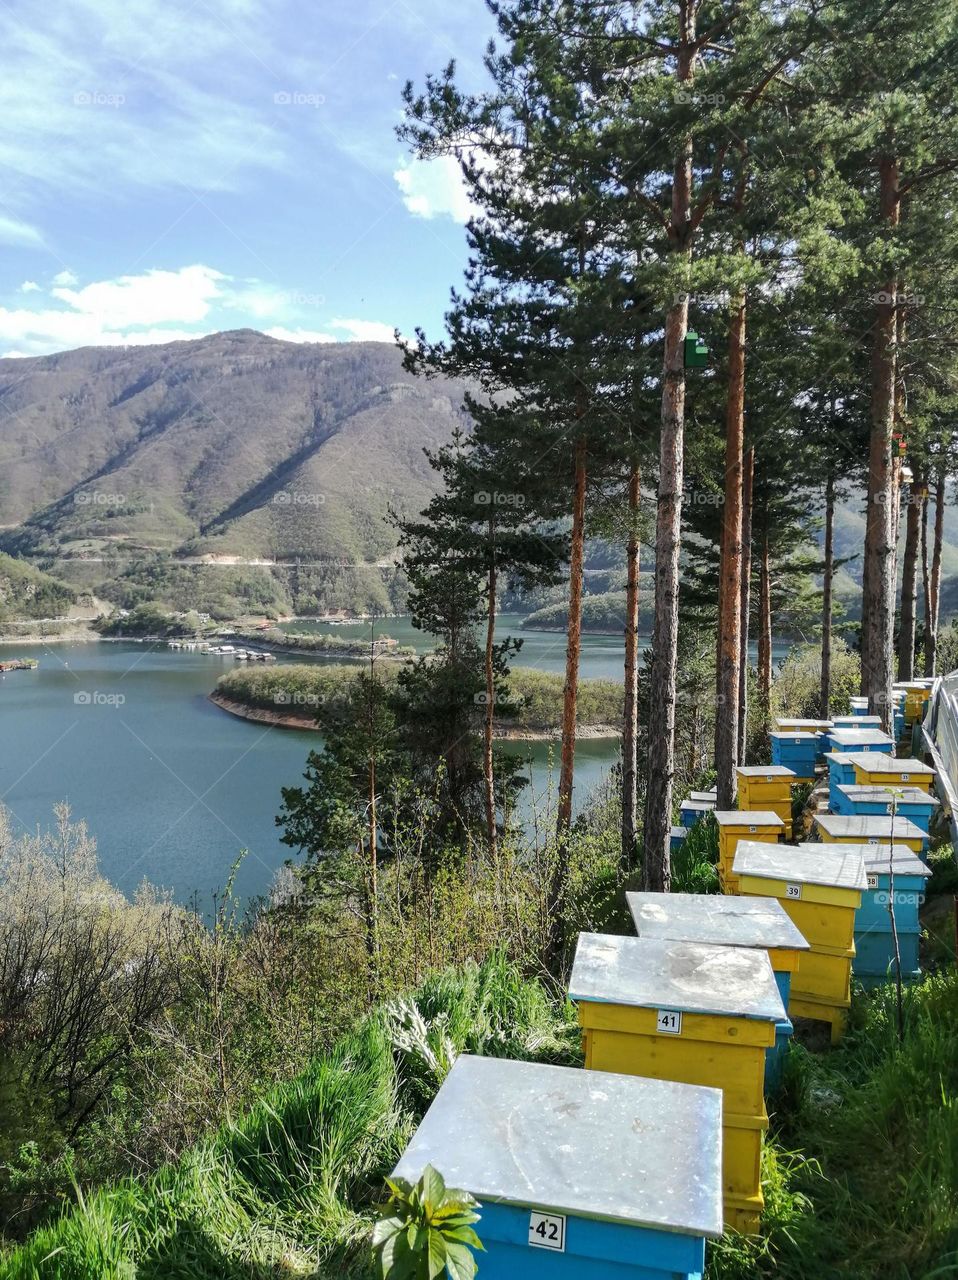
<box><xmin>0</xmin><ymin>330</ymin><xmax>472</xmax><ymax>617</ymax></box>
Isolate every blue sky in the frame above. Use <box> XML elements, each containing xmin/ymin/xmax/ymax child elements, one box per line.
<box><xmin>0</xmin><ymin>0</ymin><xmax>496</xmax><ymax>357</ymax></box>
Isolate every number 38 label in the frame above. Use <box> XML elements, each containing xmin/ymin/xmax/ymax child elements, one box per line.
<box><xmin>529</xmin><ymin>1211</ymin><xmax>566</xmax><ymax>1252</ymax></box>
<box><xmin>656</xmin><ymin>1008</ymin><xmax>683</xmax><ymax>1035</ymax></box>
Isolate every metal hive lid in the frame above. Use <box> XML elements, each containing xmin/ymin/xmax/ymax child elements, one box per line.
<box><xmin>827</xmin><ymin>729</ymin><xmax>895</xmax><ymax>747</ymax></box>
<box><xmin>568</xmin><ymin>932</ymin><xmax>786</xmax><ymax>1022</ymax></box>
<box><xmin>736</xmin><ymin>765</ymin><xmax>796</xmax><ymax>779</ymax></box>
<box><xmin>845</xmin><ymin>753</ymin><xmax>934</xmax><ymax>775</ymax></box>
<box><xmin>627</xmin><ymin>891</ymin><xmax>810</xmax><ymax>952</ymax></box>
<box><xmin>392</xmin><ymin>1055</ymin><xmax>724</xmax><ymax>1238</ymax></box>
<box><xmin>733</xmin><ymin>840</ymin><xmax>867</xmax><ymax>891</ymax></box>
<box><xmin>836</xmin><ymin>784</ymin><xmax>939</xmax><ymax>807</ymax></box>
<box><xmin>815</xmin><ymin>813</ymin><xmax>925</xmax><ymax>841</ymax></box>
<box><xmin>855</xmin><ymin>846</ymin><xmax>932</xmax><ymax>876</ymax></box>
<box><xmin>712</xmin><ymin>810</ymin><xmax>785</xmax><ymax>827</ymax></box>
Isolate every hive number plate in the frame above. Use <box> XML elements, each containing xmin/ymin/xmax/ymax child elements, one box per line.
<box><xmin>785</xmin><ymin>883</ymin><xmax>802</xmax><ymax>900</ymax></box>
<box><xmin>656</xmin><ymin>1008</ymin><xmax>683</xmax><ymax>1035</ymax></box>
<box><xmin>529</xmin><ymin>1211</ymin><xmax>566</xmax><ymax>1252</ymax></box>
<box><xmin>867</xmin><ymin>873</ymin><xmax>878</xmax><ymax>888</ymax></box>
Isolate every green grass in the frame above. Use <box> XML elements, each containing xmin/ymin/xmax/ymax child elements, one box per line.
<box><xmin>0</xmin><ymin>956</ymin><xmax>578</xmax><ymax>1279</ymax></box>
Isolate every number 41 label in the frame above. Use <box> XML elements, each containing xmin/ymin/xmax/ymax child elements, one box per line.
<box><xmin>656</xmin><ymin>1008</ymin><xmax>683</xmax><ymax>1035</ymax></box>
<box><xmin>529</xmin><ymin>1211</ymin><xmax>566</xmax><ymax>1252</ymax></box>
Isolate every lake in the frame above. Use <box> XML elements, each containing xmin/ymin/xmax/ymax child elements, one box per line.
<box><xmin>0</xmin><ymin>617</ymin><xmax>795</xmax><ymax>906</ymax></box>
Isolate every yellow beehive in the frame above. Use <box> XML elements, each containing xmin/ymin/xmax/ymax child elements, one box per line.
<box><xmin>895</xmin><ymin>681</ymin><xmax>933</xmax><ymax>725</ymax></box>
<box><xmin>714</xmin><ymin>810</ymin><xmax>785</xmax><ymax>894</ymax></box>
<box><xmin>814</xmin><ymin>812</ymin><xmax>925</xmax><ymax>854</ymax></box>
<box><xmin>736</xmin><ymin>766</ymin><xmax>796</xmax><ymax>839</ymax></box>
<box><xmin>773</xmin><ymin>718</ymin><xmax>832</xmax><ymax>734</ymax></box>
<box><xmin>569</xmin><ymin>932</ymin><xmax>786</xmax><ymax>1234</ymax></box>
<box><xmin>846</xmin><ymin>753</ymin><xmax>935</xmax><ymax>793</ymax></box>
<box><xmin>732</xmin><ymin>842</ymin><xmax>866</xmax><ymax>1043</ymax></box>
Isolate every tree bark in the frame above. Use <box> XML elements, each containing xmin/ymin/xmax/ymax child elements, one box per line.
<box><xmin>821</xmin><ymin>470</ymin><xmax>835</xmax><ymax>717</ymax></box>
<box><xmin>715</xmin><ymin>290</ymin><xmax>746</xmax><ymax>808</ymax></box>
<box><xmin>622</xmin><ymin>462</ymin><xmax>641</xmax><ymax>874</ymax></box>
<box><xmin>738</xmin><ymin>447</ymin><xmax>754</xmax><ymax>764</ymax></box>
<box><xmin>926</xmin><ymin>468</ymin><xmax>945</xmax><ymax>676</ymax></box>
<box><xmin>758</xmin><ymin>523</ymin><xmax>772</xmax><ymax>708</ymax></box>
<box><xmin>483</xmin><ymin>518</ymin><xmax>498</xmax><ymax>865</ymax></box>
<box><xmin>643</xmin><ymin>3</ymin><xmax>696</xmax><ymax>893</ymax></box>
<box><xmin>557</xmin><ymin>435</ymin><xmax>588</xmax><ymax>832</ymax></box>
<box><xmin>898</xmin><ymin>473</ymin><xmax>922</xmax><ymax>681</ymax></box>
<box><xmin>861</xmin><ymin>156</ymin><xmax>900</xmax><ymax>728</ymax></box>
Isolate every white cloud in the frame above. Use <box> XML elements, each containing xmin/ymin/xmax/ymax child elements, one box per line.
<box><xmin>0</xmin><ymin>215</ymin><xmax>44</xmax><ymax>247</ymax></box>
<box><xmin>330</xmin><ymin>317</ymin><xmax>398</xmax><ymax>343</ymax></box>
<box><xmin>52</xmin><ymin>269</ymin><xmax>78</xmax><ymax>287</ymax></box>
<box><xmin>394</xmin><ymin>154</ymin><xmax>475</xmax><ymax>223</ymax></box>
<box><xmin>19</xmin><ymin>281</ymin><xmax>41</xmax><ymax>293</ymax></box>
<box><xmin>50</xmin><ymin>265</ymin><xmax>224</xmax><ymax>328</ymax></box>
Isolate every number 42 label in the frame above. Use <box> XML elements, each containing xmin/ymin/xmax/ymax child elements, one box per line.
<box><xmin>529</xmin><ymin>1211</ymin><xmax>566</xmax><ymax>1252</ymax></box>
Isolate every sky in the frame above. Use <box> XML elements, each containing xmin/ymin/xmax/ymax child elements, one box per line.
<box><xmin>0</xmin><ymin>0</ymin><xmax>496</xmax><ymax>358</ymax></box>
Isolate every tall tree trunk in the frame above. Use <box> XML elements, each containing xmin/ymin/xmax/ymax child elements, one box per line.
<box><xmin>861</xmin><ymin>156</ymin><xmax>900</xmax><ymax>728</ymax></box>
<box><xmin>622</xmin><ymin>462</ymin><xmax>641</xmax><ymax>874</ymax></box>
<box><xmin>738</xmin><ymin>447</ymin><xmax>754</xmax><ymax>764</ymax></box>
<box><xmin>926</xmin><ymin>468</ymin><xmax>946</xmax><ymax>676</ymax></box>
<box><xmin>643</xmin><ymin>3</ymin><xmax>696</xmax><ymax>893</ymax></box>
<box><xmin>715</xmin><ymin>290</ymin><xmax>746</xmax><ymax>808</ymax></box>
<box><xmin>898</xmin><ymin>472</ymin><xmax>922</xmax><ymax>682</ymax></box>
<box><xmin>367</xmin><ymin>754</ymin><xmax>379</xmax><ymax>980</ymax></box>
<box><xmin>557</xmin><ymin>436</ymin><xmax>588</xmax><ymax>832</ymax></box>
<box><xmin>758</xmin><ymin>523</ymin><xmax>772</xmax><ymax>709</ymax></box>
<box><xmin>821</xmin><ymin>470</ymin><xmax>835</xmax><ymax>717</ymax></box>
<box><xmin>921</xmin><ymin>476</ymin><xmax>931</xmax><ymax>670</ymax></box>
<box><xmin>483</xmin><ymin>518</ymin><xmax>498</xmax><ymax>865</ymax></box>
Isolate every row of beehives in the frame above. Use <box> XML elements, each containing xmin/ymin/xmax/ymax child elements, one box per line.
<box><xmin>386</xmin><ymin>692</ymin><xmax>939</xmax><ymax>1280</ymax></box>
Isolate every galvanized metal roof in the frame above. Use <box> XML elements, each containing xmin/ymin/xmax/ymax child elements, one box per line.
<box><xmin>627</xmin><ymin>891</ymin><xmax>810</xmax><ymax>953</ymax></box>
<box><xmin>857</xmin><ymin>846</ymin><xmax>932</xmax><ymax>877</ymax></box>
<box><xmin>736</xmin><ymin>765</ymin><xmax>796</xmax><ymax>779</ymax></box>
<box><xmin>712</xmin><ymin>810</ymin><xmax>785</xmax><ymax>828</ymax></box>
<box><xmin>815</xmin><ymin>813</ymin><xmax>926</xmax><ymax>842</ymax></box>
<box><xmin>568</xmin><ymin>932</ymin><xmax>786</xmax><ymax>1022</ymax></box>
<box><xmin>774</xmin><ymin>718</ymin><xmax>832</xmax><ymax>729</ymax></box>
<box><xmin>769</xmin><ymin>731</ymin><xmax>822</xmax><ymax>741</ymax></box>
<box><xmin>733</xmin><ymin>840</ymin><xmax>867</xmax><ymax>891</ymax></box>
<box><xmin>845</xmin><ymin>754</ymin><xmax>934</xmax><ymax>775</ymax></box>
<box><xmin>827</xmin><ymin>729</ymin><xmax>896</xmax><ymax>748</ymax></box>
<box><xmin>392</xmin><ymin>1055</ymin><xmax>724</xmax><ymax>1238</ymax></box>
<box><xmin>836</xmin><ymin>784</ymin><xmax>939</xmax><ymax>808</ymax></box>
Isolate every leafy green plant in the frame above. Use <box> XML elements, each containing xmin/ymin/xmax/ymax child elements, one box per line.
<box><xmin>373</xmin><ymin>1165</ymin><xmax>483</xmax><ymax>1280</ymax></box>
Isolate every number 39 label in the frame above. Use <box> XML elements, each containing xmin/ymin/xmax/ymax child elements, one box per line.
<box><xmin>656</xmin><ymin>1009</ymin><xmax>683</xmax><ymax>1035</ymax></box>
<box><xmin>785</xmin><ymin>883</ymin><xmax>802</xmax><ymax>899</ymax></box>
<box><xmin>529</xmin><ymin>1211</ymin><xmax>566</xmax><ymax>1252</ymax></box>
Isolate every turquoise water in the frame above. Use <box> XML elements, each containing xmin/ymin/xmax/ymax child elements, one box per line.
<box><xmin>0</xmin><ymin>635</ymin><xmax>616</xmax><ymax>906</ymax></box>
<box><xmin>0</xmin><ymin>619</ymin><xmax>794</xmax><ymax>906</ymax></box>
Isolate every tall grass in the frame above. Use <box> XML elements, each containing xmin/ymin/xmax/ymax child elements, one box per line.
<box><xmin>0</xmin><ymin>957</ymin><xmax>578</xmax><ymax>1280</ymax></box>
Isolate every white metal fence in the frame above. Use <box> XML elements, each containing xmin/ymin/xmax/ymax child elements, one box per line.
<box><xmin>922</xmin><ymin>674</ymin><xmax>958</xmax><ymax>849</ymax></box>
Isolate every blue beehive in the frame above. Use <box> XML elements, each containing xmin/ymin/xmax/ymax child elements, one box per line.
<box><xmin>392</xmin><ymin>1055</ymin><xmax>723</xmax><ymax>1280</ymax></box>
<box><xmin>832</xmin><ymin>784</ymin><xmax>940</xmax><ymax>833</ymax></box>
<box><xmin>680</xmin><ymin>798</ymin><xmax>716</xmax><ymax>829</ymax></box>
<box><xmin>825</xmin><ymin>752</ymin><xmax>857</xmax><ymax>809</ymax></box>
<box><xmin>671</xmin><ymin>826</ymin><xmax>688</xmax><ymax>853</ymax></box>
<box><xmin>770</xmin><ymin>731</ymin><xmax>821</xmax><ymax>779</ymax></box>
<box><xmin>824</xmin><ymin>727</ymin><xmax>896</xmax><ymax>756</ymax></box>
<box><xmin>853</xmin><ymin>845</ymin><xmax>932</xmax><ymax>988</ymax></box>
<box><xmin>626</xmin><ymin>891</ymin><xmax>810</xmax><ymax>1093</ymax></box>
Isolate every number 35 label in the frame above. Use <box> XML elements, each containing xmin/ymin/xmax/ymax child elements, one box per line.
<box><xmin>656</xmin><ymin>1009</ymin><xmax>683</xmax><ymax>1035</ymax></box>
<box><xmin>529</xmin><ymin>1211</ymin><xmax>566</xmax><ymax>1252</ymax></box>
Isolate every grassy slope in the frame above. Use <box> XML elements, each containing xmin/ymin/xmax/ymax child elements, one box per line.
<box><xmin>2</xmin><ymin>952</ymin><xmax>956</xmax><ymax>1280</ymax></box>
<box><xmin>0</xmin><ymin>554</ymin><xmax>75</xmax><ymax>624</ymax></box>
